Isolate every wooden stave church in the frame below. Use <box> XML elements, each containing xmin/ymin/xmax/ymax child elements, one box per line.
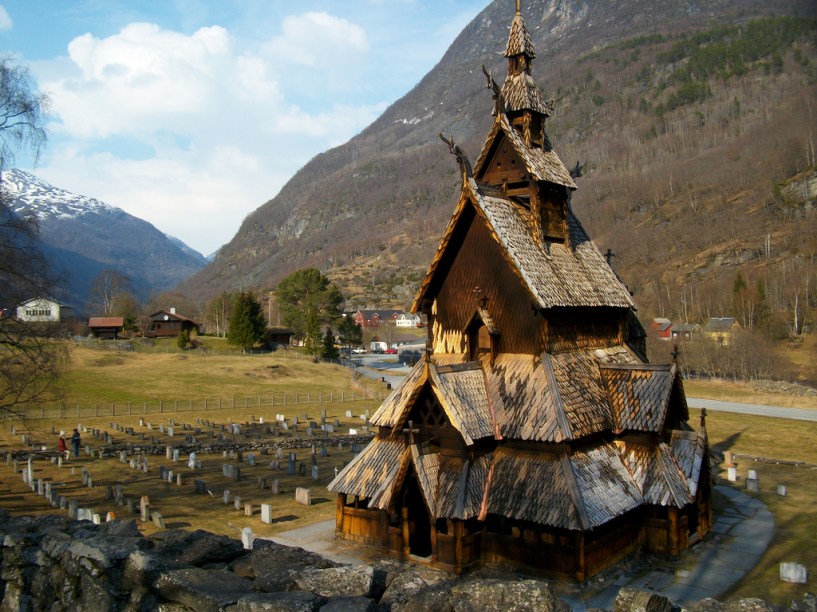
<box><xmin>328</xmin><ymin>0</ymin><xmax>712</xmax><ymax>581</ymax></box>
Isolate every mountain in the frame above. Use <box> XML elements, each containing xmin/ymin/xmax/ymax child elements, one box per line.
<box><xmin>180</xmin><ymin>0</ymin><xmax>816</xmax><ymax>321</ymax></box>
<box><xmin>1</xmin><ymin>169</ymin><xmax>208</xmax><ymax>311</ymax></box>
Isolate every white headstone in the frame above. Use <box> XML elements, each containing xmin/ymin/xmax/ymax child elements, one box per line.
<box><xmin>261</xmin><ymin>503</ymin><xmax>273</xmax><ymax>524</ymax></box>
<box><xmin>747</xmin><ymin>469</ymin><xmax>758</xmax><ymax>480</ymax></box>
<box><xmin>188</xmin><ymin>452</ymin><xmax>197</xmax><ymax>469</ymax></box>
<box><xmin>727</xmin><ymin>467</ymin><xmax>737</xmax><ymax>482</ymax></box>
<box><xmin>780</xmin><ymin>562</ymin><xmax>808</xmax><ymax>584</ymax></box>
<box><xmin>241</xmin><ymin>527</ymin><xmax>254</xmax><ymax>550</ymax></box>
<box><xmin>349</xmin><ymin>428</ymin><xmax>358</xmax><ymax>435</ymax></box>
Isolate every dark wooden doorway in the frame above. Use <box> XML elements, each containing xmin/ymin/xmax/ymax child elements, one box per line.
<box><xmin>404</xmin><ymin>476</ymin><xmax>432</xmax><ymax>558</ymax></box>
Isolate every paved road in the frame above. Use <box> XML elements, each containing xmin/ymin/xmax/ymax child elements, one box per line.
<box><xmin>687</xmin><ymin>397</ymin><xmax>817</xmax><ymax>421</ymax></box>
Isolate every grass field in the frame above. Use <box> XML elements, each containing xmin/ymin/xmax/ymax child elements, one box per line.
<box><xmin>0</xmin><ymin>342</ymin><xmax>815</xmax><ymax>605</ymax></box>
<box><xmin>697</xmin><ymin>408</ymin><xmax>817</xmax><ymax>605</ymax></box>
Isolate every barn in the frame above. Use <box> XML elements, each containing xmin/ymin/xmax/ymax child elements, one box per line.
<box><xmin>328</xmin><ymin>0</ymin><xmax>711</xmax><ymax>580</ymax></box>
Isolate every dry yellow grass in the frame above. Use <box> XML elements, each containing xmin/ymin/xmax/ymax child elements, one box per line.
<box><xmin>684</xmin><ymin>379</ymin><xmax>817</xmax><ymax>410</ymax></box>
<box><xmin>0</xmin><ymin>403</ymin><xmax>380</xmax><ymax>541</ymax></box>
<box><xmin>697</xmin><ymin>408</ymin><xmax>817</xmax><ymax>605</ymax></box>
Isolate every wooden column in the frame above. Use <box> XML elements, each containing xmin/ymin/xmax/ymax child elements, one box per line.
<box><xmin>576</xmin><ymin>531</ymin><xmax>586</xmax><ymax>581</ymax></box>
<box><xmin>668</xmin><ymin>507</ymin><xmax>679</xmax><ymax>555</ymax></box>
<box><xmin>402</xmin><ymin>506</ymin><xmax>410</xmax><ymax>559</ymax></box>
<box><xmin>431</xmin><ymin>522</ymin><xmax>438</xmax><ymax>563</ymax></box>
<box><xmin>336</xmin><ymin>494</ymin><xmax>346</xmax><ymax>532</ymax></box>
<box><xmin>454</xmin><ymin>521</ymin><xmax>464</xmax><ymax>574</ymax></box>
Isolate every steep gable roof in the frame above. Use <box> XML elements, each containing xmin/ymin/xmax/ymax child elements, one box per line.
<box><xmin>412</xmin><ymin>178</ymin><xmax>633</xmax><ymax>313</ymax></box>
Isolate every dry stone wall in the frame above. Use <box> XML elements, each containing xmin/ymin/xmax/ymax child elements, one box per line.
<box><xmin>1</xmin><ymin>510</ymin><xmax>813</xmax><ymax>611</ymax></box>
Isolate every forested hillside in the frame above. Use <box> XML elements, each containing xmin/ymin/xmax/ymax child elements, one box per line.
<box><xmin>179</xmin><ymin>0</ymin><xmax>816</xmax><ymax>381</ymax></box>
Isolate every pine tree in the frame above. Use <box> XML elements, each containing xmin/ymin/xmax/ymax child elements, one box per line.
<box><xmin>227</xmin><ymin>291</ymin><xmax>266</xmax><ymax>352</ymax></box>
<box><xmin>321</xmin><ymin>328</ymin><xmax>339</xmax><ymax>360</ymax></box>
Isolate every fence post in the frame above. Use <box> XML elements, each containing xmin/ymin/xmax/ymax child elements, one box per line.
<box><xmin>95</xmin><ymin>404</ymin><xmax>99</xmax><ymax>417</ymax></box>
<box><xmin>128</xmin><ymin>402</ymin><xmax>132</xmax><ymax>415</ymax></box>
<box><xmin>205</xmin><ymin>398</ymin><xmax>208</xmax><ymax>411</ymax></box>
<box><xmin>189</xmin><ymin>399</ymin><xmax>192</xmax><ymax>412</ymax></box>
<box><xmin>160</xmin><ymin>401</ymin><xmax>163</xmax><ymax>414</ymax></box>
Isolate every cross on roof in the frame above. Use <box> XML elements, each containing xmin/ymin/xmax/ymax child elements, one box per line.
<box><xmin>605</xmin><ymin>248</ymin><xmax>615</xmax><ymax>265</ymax></box>
<box><xmin>402</xmin><ymin>420</ymin><xmax>420</xmax><ymax>445</ymax></box>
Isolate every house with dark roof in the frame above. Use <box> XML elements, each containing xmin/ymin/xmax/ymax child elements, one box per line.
<box><xmin>88</xmin><ymin>316</ymin><xmax>125</xmax><ymax>339</ymax></box>
<box><xmin>650</xmin><ymin>317</ymin><xmax>673</xmax><ymax>340</ymax></box>
<box><xmin>703</xmin><ymin>317</ymin><xmax>740</xmax><ymax>346</ymax></box>
<box><xmin>147</xmin><ymin>309</ymin><xmax>202</xmax><ymax>338</ymax></box>
<box><xmin>353</xmin><ymin>309</ymin><xmax>403</xmax><ymax>328</ymax></box>
<box><xmin>672</xmin><ymin>322</ymin><xmax>702</xmax><ymax>341</ymax></box>
<box><xmin>328</xmin><ymin>1</ymin><xmax>711</xmax><ymax>581</ymax></box>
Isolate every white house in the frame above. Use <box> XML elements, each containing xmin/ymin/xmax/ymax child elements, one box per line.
<box><xmin>395</xmin><ymin>313</ymin><xmax>422</xmax><ymax>328</ymax></box>
<box><xmin>16</xmin><ymin>297</ymin><xmax>72</xmax><ymax>323</ymax></box>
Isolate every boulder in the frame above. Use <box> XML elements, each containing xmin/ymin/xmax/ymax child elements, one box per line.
<box><xmin>321</xmin><ymin>595</ymin><xmax>379</xmax><ymax>611</ymax></box>
<box><xmin>292</xmin><ymin>565</ymin><xmax>374</xmax><ymax>598</ymax></box>
<box><xmin>248</xmin><ymin>542</ymin><xmax>338</xmax><ymax>592</ymax></box>
<box><xmin>153</xmin><ymin>567</ymin><xmax>252</xmax><ymax>611</ymax></box>
<box><xmin>614</xmin><ymin>587</ymin><xmax>675</xmax><ymax>612</ymax></box>
<box><xmin>149</xmin><ymin>528</ymin><xmax>246</xmax><ymax>566</ymax></box>
<box><xmin>228</xmin><ymin>591</ymin><xmax>325</xmax><ymax>611</ymax></box>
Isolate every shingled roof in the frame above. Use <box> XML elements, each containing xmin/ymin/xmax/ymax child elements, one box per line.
<box><xmin>412</xmin><ymin>178</ymin><xmax>633</xmax><ymax>313</ymax></box>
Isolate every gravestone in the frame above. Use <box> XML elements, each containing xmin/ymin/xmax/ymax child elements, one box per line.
<box><xmin>295</xmin><ymin>487</ymin><xmax>311</xmax><ymax>506</ymax></box>
<box><xmin>194</xmin><ymin>479</ymin><xmax>207</xmax><ymax>495</ymax></box>
<box><xmin>233</xmin><ymin>467</ymin><xmax>241</xmax><ymax>481</ymax></box>
<box><xmin>188</xmin><ymin>452</ymin><xmax>197</xmax><ymax>469</ymax></box>
<box><xmin>172</xmin><ymin>449</ymin><xmax>179</xmax><ymax>462</ymax></box>
<box><xmin>176</xmin><ymin>473</ymin><xmax>182</xmax><ymax>486</ymax></box>
<box><xmin>312</xmin><ymin>466</ymin><xmax>319</xmax><ymax>481</ymax></box>
<box><xmin>261</xmin><ymin>503</ymin><xmax>273</xmax><ymax>524</ymax></box>
<box><xmin>222</xmin><ymin>464</ymin><xmax>233</xmax><ymax>478</ymax></box>
<box><xmin>270</xmin><ymin>479</ymin><xmax>280</xmax><ymax>495</ymax></box>
<box><xmin>68</xmin><ymin>500</ymin><xmax>78</xmax><ymax>519</ymax></box>
<box><xmin>320</xmin><ymin>446</ymin><xmax>328</xmax><ymax>457</ymax></box>
<box><xmin>223</xmin><ymin>490</ymin><xmax>230</xmax><ymax>504</ymax></box>
<box><xmin>780</xmin><ymin>562</ymin><xmax>808</xmax><ymax>584</ymax></box>
<box><xmin>126</xmin><ymin>498</ymin><xmax>136</xmax><ymax>514</ymax></box>
<box><xmin>234</xmin><ymin>496</ymin><xmax>242</xmax><ymax>510</ymax></box>
<box><xmin>241</xmin><ymin>527</ymin><xmax>254</xmax><ymax>550</ymax></box>
<box><xmin>244</xmin><ymin>504</ymin><xmax>252</xmax><ymax>517</ymax></box>
<box><xmin>257</xmin><ymin>477</ymin><xmax>267</xmax><ymax>490</ymax></box>
<box><xmin>151</xmin><ymin>511</ymin><xmax>165</xmax><ymax>529</ymax></box>
<box><xmin>92</xmin><ymin>514</ymin><xmax>102</xmax><ymax>525</ymax></box>
<box><xmin>298</xmin><ymin>462</ymin><xmax>306</xmax><ymax>477</ymax></box>
<box><xmin>777</xmin><ymin>484</ymin><xmax>787</xmax><ymax>496</ymax></box>
<box><xmin>106</xmin><ymin>511</ymin><xmax>116</xmax><ymax>522</ymax></box>
<box><xmin>287</xmin><ymin>459</ymin><xmax>296</xmax><ymax>476</ymax></box>
<box><xmin>140</xmin><ymin>496</ymin><xmax>150</xmax><ymax>522</ymax></box>
<box><xmin>247</xmin><ymin>453</ymin><xmax>255</xmax><ymax>466</ymax></box>
<box><xmin>276</xmin><ymin>448</ymin><xmax>283</xmax><ymax>459</ymax></box>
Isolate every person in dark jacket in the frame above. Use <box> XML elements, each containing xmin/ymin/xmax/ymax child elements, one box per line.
<box><xmin>70</xmin><ymin>429</ymin><xmax>81</xmax><ymax>458</ymax></box>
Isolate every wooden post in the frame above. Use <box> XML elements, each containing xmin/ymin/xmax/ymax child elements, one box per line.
<box><xmin>431</xmin><ymin>523</ymin><xmax>438</xmax><ymax>563</ymax></box>
<box><xmin>668</xmin><ymin>507</ymin><xmax>679</xmax><ymax>555</ymax></box>
<box><xmin>576</xmin><ymin>531</ymin><xmax>586</xmax><ymax>581</ymax></box>
<box><xmin>336</xmin><ymin>494</ymin><xmax>345</xmax><ymax>532</ymax></box>
<box><xmin>454</xmin><ymin>521</ymin><xmax>464</xmax><ymax>574</ymax></box>
<box><xmin>402</xmin><ymin>506</ymin><xmax>410</xmax><ymax>559</ymax></box>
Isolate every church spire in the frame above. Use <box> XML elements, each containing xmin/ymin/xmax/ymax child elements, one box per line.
<box><xmin>501</xmin><ymin>1</ymin><xmax>549</xmax><ymax>121</ymax></box>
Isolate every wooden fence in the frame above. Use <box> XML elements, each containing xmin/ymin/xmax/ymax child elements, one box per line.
<box><xmin>16</xmin><ymin>389</ymin><xmax>387</xmax><ymax>421</ymax></box>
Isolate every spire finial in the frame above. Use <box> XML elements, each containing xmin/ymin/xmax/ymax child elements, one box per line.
<box><xmin>516</xmin><ymin>0</ymin><xmax>521</xmax><ymax>14</ymax></box>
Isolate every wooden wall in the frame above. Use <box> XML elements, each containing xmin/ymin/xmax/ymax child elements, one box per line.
<box><xmin>433</xmin><ymin>216</ymin><xmax>543</xmax><ymax>355</ymax></box>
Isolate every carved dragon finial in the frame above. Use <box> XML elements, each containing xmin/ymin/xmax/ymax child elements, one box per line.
<box><xmin>439</xmin><ymin>132</ymin><xmax>473</xmax><ymax>181</ymax></box>
<box><xmin>481</xmin><ymin>64</ymin><xmax>502</xmax><ymax>116</ymax></box>
<box><xmin>569</xmin><ymin>161</ymin><xmax>586</xmax><ymax>179</ymax></box>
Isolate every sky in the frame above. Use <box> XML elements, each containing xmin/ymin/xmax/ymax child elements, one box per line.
<box><xmin>0</xmin><ymin>0</ymin><xmax>488</xmax><ymax>256</ymax></box>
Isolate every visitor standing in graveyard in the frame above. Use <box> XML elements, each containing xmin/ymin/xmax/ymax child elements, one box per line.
<box><xmin>70</xmin><ymin>429</ymin><xmax>80</xmax><ymax>458</ymax></box>
<box><xmin>57</xmin><ymin>431</ymin><xmax>68</xmax><ymax>459</ymax></box>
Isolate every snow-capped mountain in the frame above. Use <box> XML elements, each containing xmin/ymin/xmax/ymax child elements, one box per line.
<box><xmin>1</xmin><ymin>169</ymin><xmax>208</xmax><ymax>311</ymax></box>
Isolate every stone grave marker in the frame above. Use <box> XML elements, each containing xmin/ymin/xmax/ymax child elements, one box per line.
<box><xmin>298</xmin><ymin>461</ymin><xmax>306</xmax><ymax>476</ymax></box>
<box><xmin>244</xmin><ymin>504</ymin><xmax>253</xmax><ymax>517</ymax></box>
<box><xmin>188</xmin><ymin>452</ymin><xmax>197</xmax><ymax>469</ymax></box>
<box><xmin>241</xmin><ymin>527</ymin><xmax>254</xmax><ymax>550</ymax></box>
<box><xmin>311</xmin><ymin>466</ymin><xmax>319</xmax><ymax>481</ymax></box>
<box><xmin>194</xmin><ymin>479</ymin><xmax>207</xmax><ymax>495</ymax></box>
<box><xmin>140</xmin><ymin>496</ymin><xmax>150</xmax><ymax>522</ymax></box>
<box><xmin>234</xmin><ymin>496</ymin><xmax>242</xmax><ymax>510</ymax></box>
<box><xmin>295</xmin><ymin>487</ymin><xmax>311</xmax><ymax>506</ymax></box>
<box><xmin>270</xmin><ymin>479</ymin><xmax>280</xmax><ymax>495</ymax></box>
<box><xmin>223</xmin><ymin>490</ymin><xmax>230</xmax><ymax>504</ymax></box>
<box><xmin>151</xmin><ymin>511</ymin><xmax>166</xmax><ymax>529</ymax></box>
<box><xmin>261</xmin><ymin>503</ymin><xmax>273</xmax><ymax>524</ymax></box>
<box><xmin>780</xmin><ymin>562</ymin><xmax>808</xmax><ymax>584</ymax></box>
<box><xmin>247</xmin><ymin>453</ymin><xmax>256</xmax><ymax>466</ymax></box>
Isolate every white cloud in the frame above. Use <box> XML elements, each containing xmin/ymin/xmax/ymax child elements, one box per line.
<box><xmin>32</xmin><ymin>15</ymin><xmax>384</xmax><ymax>255</ymax></box>
<box><xmin>0</xmin><ymin>5</ymin><xmax>11</xmax><ymax>31</ymax></box>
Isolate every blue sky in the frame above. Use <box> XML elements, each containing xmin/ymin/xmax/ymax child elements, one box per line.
<box><xmin>0</xmin><ymin>0</ymin><xmax>488</xmax><ymax>255</ymax></box>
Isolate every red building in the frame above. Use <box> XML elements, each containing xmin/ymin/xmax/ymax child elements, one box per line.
<box><xmin>353</xmin><ymin>309</ymin><xmax>403</xmax><ymax>328</ymax></box>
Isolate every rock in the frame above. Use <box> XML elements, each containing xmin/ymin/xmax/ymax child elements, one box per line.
<box><xmin>292</xmin><ymin>565</ymin><xmax>374</xmax><ymax>598</ymax></box>
<box><xmin>248</xmin><ymin>542</ymin><xmax>338</xmax><ymax>592</ymax></box>
<box><xmin>98</xmin><ymin>518</ymin><xmax>141</xmax><ymax>538</ymax></box>
<box><xmin>153</xmin><ymin>567</ymin><xmax>252</xmax><ymax>611</ymax></box>
<box><xmin>321</xmin><ymin>595</ymin><xmax>379</xmax><ymax>611</ymax></box>
<box><xmin>148</xmin><ymin>528</ymin><xmax>246</xmax><ymax>566</ymax></box>
<box><xmin>379</xmin><ymin>566</ymin><xmax>451</xmax><ymax>608</ymax></box>
<box><xmin>228</xmin><ymin>591</ymin><xmax>325</xmax><ymax>611</ymax></box>
<box><xmin>615</xmin><ymin>587</ymin><xmax>675</xmax><ymax>612</ymax></box>
<box><xmin>791</xmin><ymin>593</ymin><xmax>817</xmax><ymax>612</ymax></box>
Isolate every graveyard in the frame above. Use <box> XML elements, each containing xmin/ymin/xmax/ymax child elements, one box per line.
<box><xmin>0</xmin><ymin>398</ymin><xmax>388</xmax><ymax>541</ymax></box>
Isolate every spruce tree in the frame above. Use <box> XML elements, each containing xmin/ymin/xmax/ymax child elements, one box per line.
<box><xmin>227</xmin><ymin>291</ymin><xmax>266</xmax><ymax>352</ymax></box>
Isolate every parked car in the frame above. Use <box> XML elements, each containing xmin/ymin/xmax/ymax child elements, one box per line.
<box><xmin>351</xmin><ymin>347</ymin><xmax>366</xmax><ymax>354</ymax></box>
<box><xmin>384</xmin><ymin>348</ymin><xmax>398</xmax><ymax>354</ymax></box>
